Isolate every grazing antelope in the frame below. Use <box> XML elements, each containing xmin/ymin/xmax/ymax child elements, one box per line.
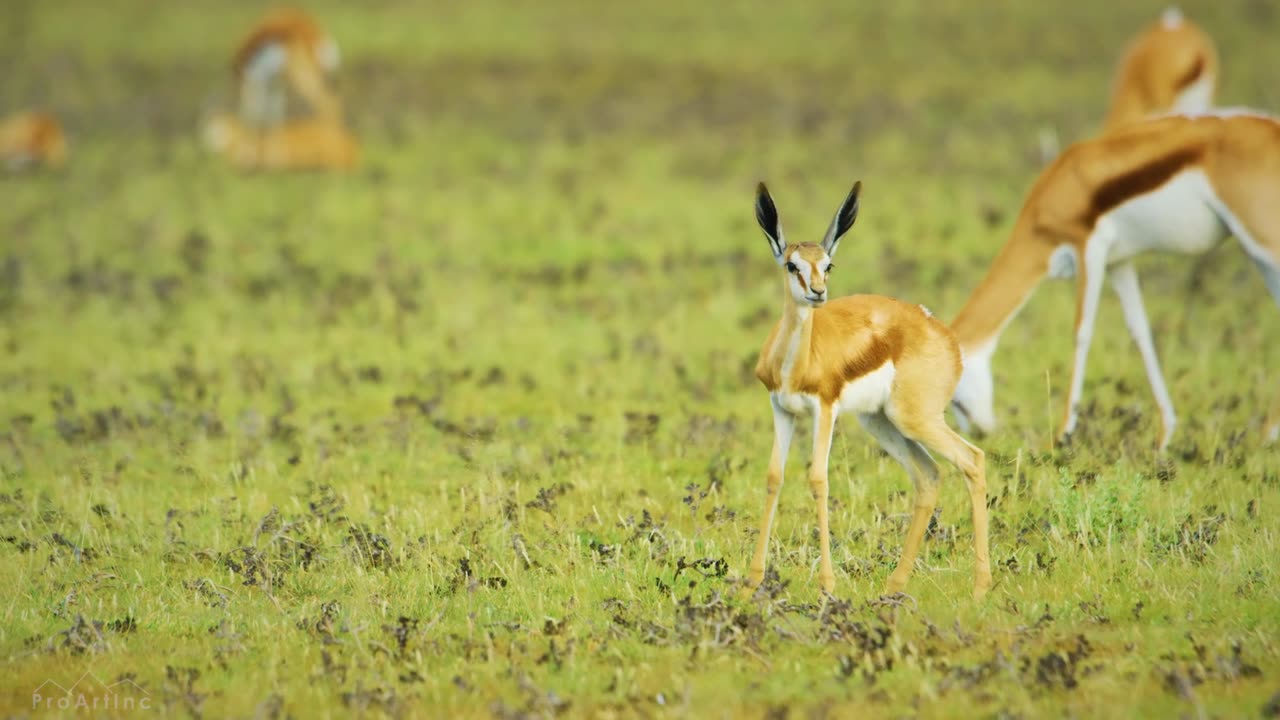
<box><xmin>1103</xmin><ymin>7</ymin><xmax>1218</xmax><ymax>131</ymax></box>
<box><xmin>203</xmin><ymin>113</ymin><xmax>359</xmax><ymax>171</ymax></box>
<box><xmin>0</xmin><ymin>111</ymin><xmax>67</xmax><ymax>170</ymax></box>
<box><xmin>233</xmin><ymin>7</ymin><xmax>342</xmax><ymax>129</ymax></box>
<box><xmin>746</xmin><ymin>181</ymin><xmax>991</xmax><ymax>600</ymax></box>
<box><xmin>950</xmin><ymin>112</ymin><xmax>1280</xmax><ymax>451</ymax></box>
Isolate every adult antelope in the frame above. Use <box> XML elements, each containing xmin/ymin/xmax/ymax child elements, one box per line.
<box><xmin>233</xmin><ymin>7</ymin><xmax>343</xmax><ymax>130</ymax></box>
<box><xmin>1103</xmin><ymin>7</ymin><xmax>1218</xmax><ymax>131</ymax></box>
<box><xmin>950</xmin><ymin>113</ymin><xmax>1280</xmax><ymax>451</ymax></box>
<box><xmin>745</xmin><ymin>181</ymin><xmax>991</xmax><ymax>600</ymax></box>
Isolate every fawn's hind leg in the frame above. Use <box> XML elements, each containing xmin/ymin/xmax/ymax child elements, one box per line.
<box><xmin>905</xmin><ymin>419</ymin><xmax>990</xmax><ymax>599</ymax></box>
<box><xmin>889</xmin><ymin>394</ymin><xmax>991</xmax><ymax>600</ymax></box>
<box><xmin>859</xmin><ymin>411</ymin><xmax>940</xmax><ymax>595</ymax></box>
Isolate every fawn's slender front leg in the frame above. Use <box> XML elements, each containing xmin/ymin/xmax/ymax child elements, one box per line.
<box><xmin>810</xmin><ymin>403</ymin><xmax>838</xmax><ymax>594</ymax></box>
<box><xmin>746</xmin><ymin>397</ymin><xmax>795</xmax><ymax>590</ymax></box>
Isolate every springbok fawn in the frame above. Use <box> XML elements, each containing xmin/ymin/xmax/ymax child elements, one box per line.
<box><xmin>745</xmin><ymin>181</ymin><xmax>992</xmax><ymax>600</ymax></box>
<box><xmin>950</xmin><ymin>112</ymin><xmax>1280</xmax><ymax>450</ymax></box>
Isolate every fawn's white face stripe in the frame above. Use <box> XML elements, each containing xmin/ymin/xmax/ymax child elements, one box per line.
<box><xmin>788</xmin><ymin>255</ymin><xmax>813</xmax><ymax>291</ymax></box>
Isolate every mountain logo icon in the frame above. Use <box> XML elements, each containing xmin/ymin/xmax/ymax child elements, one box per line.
<box><xmin>31</xmin><ymin>671</ymin><xmax>152</xmax><ymax>712</ymax></box>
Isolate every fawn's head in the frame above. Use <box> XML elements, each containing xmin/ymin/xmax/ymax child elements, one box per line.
<box><xmin>754</xmin><ymin>181</ymin><xmax>861</xmax><ymax>308</ymax></box>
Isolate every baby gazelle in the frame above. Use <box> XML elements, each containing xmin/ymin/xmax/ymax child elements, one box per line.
<box><xmin>745</xmin><ymin>182</ymin><xmax>991</xmax><ymax>600</ymax></box>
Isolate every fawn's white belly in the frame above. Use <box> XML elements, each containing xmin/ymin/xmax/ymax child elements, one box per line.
<box><xmin>772</xmin><ymin>361</ymin><xmax>896</xmax><ymax>417</ymax></box>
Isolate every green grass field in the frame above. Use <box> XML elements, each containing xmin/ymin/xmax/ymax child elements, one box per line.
<box><xmin>3</xmin><ymin>0</ymin><xmax>1279</xmax><ymax>717</ymax></box>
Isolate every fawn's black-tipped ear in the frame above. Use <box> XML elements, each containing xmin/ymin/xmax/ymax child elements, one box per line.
<box><xmin>755</xmin><ymin>182</ymin><xmax>786</xmax><ymax>261</ymax></box>
<box><xmin>821</xmin><ymin>180</ymin><xmax>861</xmax><ymax>257</ymax></box>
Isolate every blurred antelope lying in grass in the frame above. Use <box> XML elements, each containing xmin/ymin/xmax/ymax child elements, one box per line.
<box><xmin>211</xmin><ymin>7</ymin><xmax>358</xmax><ymax>171</ymax></box>
<box><xmin>745</xmin><ymin>181</ymin><xmax>991</xmax><ymax>601</ymax></box>
<box><xmin>950</xmin><ymin>112</ymin><xmax>1280</xmax><ymax>451</ymax></box>
<box><xmin>0</xmin><ymin>111</ymin><xmax>67</xmax><ymax>170</ymax></box>
<box><xmin>203</xmin><ymin>114</ymin><xmax>359</xmax><ymax>171</ymax></box>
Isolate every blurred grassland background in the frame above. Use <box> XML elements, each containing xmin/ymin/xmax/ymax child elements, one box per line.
<box><xmin>2</xmin><ymin>0</ymin><xmax>1279</xmax><ymax>717</ymax></box>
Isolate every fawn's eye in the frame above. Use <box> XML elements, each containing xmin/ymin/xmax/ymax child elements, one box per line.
<box><xmin>785</xmin><ymin>262</ymin><xmax>798</xmax><ymax>273</ymax></box>
<box><xmin>825</xmin><ymin>264</ymin><xmax>834</xmax><ymax>273</ymax></box>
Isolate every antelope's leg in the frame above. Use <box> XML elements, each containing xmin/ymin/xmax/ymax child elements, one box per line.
<box><xmin>1109</xmin><ymin>261</ymin><xmax>1178</xmax><ymax>450</ymax></box>
<box><xmin>746</xmin><ymin>397</ymin><xmax>794</xmax><ymax>591</ymax></box>
<box><xmin>859</xmin><ymin>411</ymin><xmax>940</xmax><ymax>595</ymax></box>
<box><xmin>1061</xmin><ymin>240</ymin><xmax>1110</xmax><ymax>442</ymax></box>
<box><xmin>1227</xmin><ymin>209</ymin><xmax>1280</xmax><ymax>441</ymax></box>
<box><xmin>810</xmin><ymin>403</ymin><xmax>838</xmax><ymax>594</ymax></box>
<box><xmin>1252</xmin><ymin>257</ymin><xmax>1280</xmax><ymax>443</ymax></box>
<box><xmin>896</xmin><ymin>413</ymin><xmax>991</xmax><ymax>600</ymax></box>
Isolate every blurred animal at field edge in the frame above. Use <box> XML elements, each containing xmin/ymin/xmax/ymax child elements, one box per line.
<box><xmin>0</xmin><ymin>111</ymin><xmax>68</xmax><ymax>170</ymax></box>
